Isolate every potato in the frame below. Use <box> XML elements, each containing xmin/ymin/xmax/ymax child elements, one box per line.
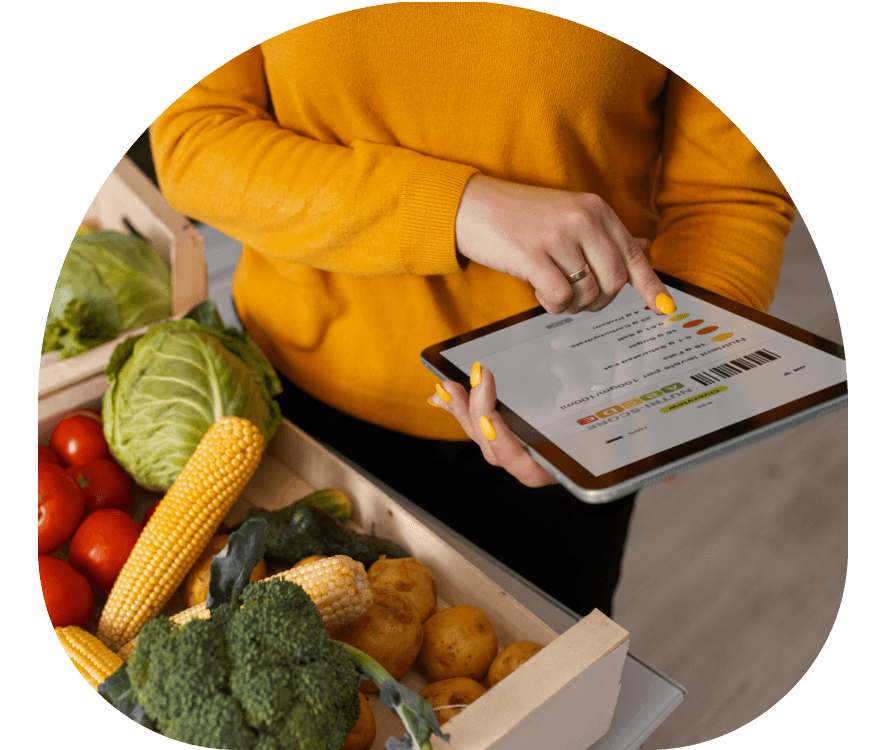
<box><xmin>331</xmin><ymin>589</ymin><xmax>423</xmax><ymax>691</ymax></box>
<box><xmin>295</xmin><ymin>554</ymin><xmax>327</xmax><ymax>567</ymax></box>
<box><xmin>368</xmin><ymin>556</ymin><xmax>437</xmax><ymax>621</ymax></box>
<box><xmin>418</xmin><ymin>605</ymin><xmax>498</xmax><ymax>682</ymax></box>
<box><xmin>418</xmin><ymin>677</ymin><xmax>486</xmax><ymax>725</ymax></box>
<box><xmin>342</xmin><ymin>690</ymin><xmax>376</xmax><ymax>750</ymax></box>
<box><xmin>181</xmin><ymin>535</ymin><xmax>267</xmax><ymax>608</ymax></box>
<box><xmin>487</xmin><ymin>641</ymin><xmax>544</xmax><ymax>687</ymax></box>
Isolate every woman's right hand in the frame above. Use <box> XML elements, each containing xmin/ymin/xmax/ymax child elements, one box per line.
<box><xmin>454</xmin><ymin>175</ymin><xmax>675</xmax><ymax>316</ymax></box>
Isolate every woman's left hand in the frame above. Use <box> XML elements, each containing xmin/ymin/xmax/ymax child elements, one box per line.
<box><xmin>429</xmin><ymin>364</ymin><xmax>677</xmax><ymax>487</ymax></box>
<box><xmin>428</xmin><ymin>364</ymin><xmax>557</xmax><ymax>487</ymax></box>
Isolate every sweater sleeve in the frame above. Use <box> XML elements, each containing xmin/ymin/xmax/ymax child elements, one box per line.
<box><xmin>149</xmin><ymin>47</ymin><xmax>479</xmax><ymax>277</ymax></box>
<box><xmin>648</xmin><ymin>74</ymin><xmax>796</xmax><ymax>312</ymax></box>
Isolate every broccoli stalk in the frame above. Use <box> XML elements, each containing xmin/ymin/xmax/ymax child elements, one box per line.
<box><xmin>333</xmin><ymin>641</ymin><xmax>448</xmax><ymax>750</ymax></box>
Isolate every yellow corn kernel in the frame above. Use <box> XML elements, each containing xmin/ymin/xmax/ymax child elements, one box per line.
<box><xmin>117</xmin><ymin>554</ymin><xmax>373</xmax><ymax>659</ymax></box>
<box><xmin>56</xmin><ymin>626</ymin><xmax>124</xmax><ymax>689</ymax></box>
<box><xmin>273</xmin><ymin>554</ymin><xmax>373</xmax><ymax>630</ymax></box>
<box><xmin>97</xmin><ymin>416</ymin><xmax>264</xmax><ymax>652</ymax></box>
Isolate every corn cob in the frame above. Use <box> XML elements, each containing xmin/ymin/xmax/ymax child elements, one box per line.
<box><xmin>56</xmin><ymin>626</ymin><xmax>125</xmax><ymax>689</ymax></box>
<box><xmin>117</xmin><ymin>554</ymin><xmax>373</xmax><ymax>660</ymax></box>
<box><xmin>97</xmin><ymin>416</ymin><xmax>264</xmax><ymax>652</ymax></box>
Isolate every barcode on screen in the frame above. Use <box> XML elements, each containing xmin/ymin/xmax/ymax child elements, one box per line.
<box><xmin>690</xmin><ymin>349</ymin><xmax>781</xmax><ymax>386</ymax></box>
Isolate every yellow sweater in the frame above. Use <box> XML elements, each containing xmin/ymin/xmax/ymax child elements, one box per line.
<box><xmin>150</xmin><ymin>4</ymin><xmax>795</xmax><ymax>440</ymax></box>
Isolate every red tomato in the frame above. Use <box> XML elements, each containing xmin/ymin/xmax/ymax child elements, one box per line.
<box><xmin>68</xmin><ymin>509</ymin><xmax>143</xmax><ymax>594</ymax></box>
<box><xmin>38</xmin><ymin>462</ymin><xmax>86</xmax><ymax>554</ymax></box>
<box><xmin>38</xmin><ymin>555</ymin><xmax>94</xmax><ymax>628</ymax></box>
<box><xmin>38</xmin><ymin>444</ymin><xmax>61</xmax><ymax>465</ymax></box>
<box><xmin>66</xmin><ymin>458</ymin><xmax>132</xmax><ymax>513</ymax></box>
<box><xmin>49</xmin><ymin>410</ymin><xmax>110</xmax><ymax>468</ymax></box>
<box><xmin>141</xmin><ymin>500</ymin><xmax>160</xmax><ymax>525</ymax></box>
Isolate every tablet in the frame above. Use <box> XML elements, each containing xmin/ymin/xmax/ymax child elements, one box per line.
<box><xmin>421</xmin><ymin>272</ymin><xmax>847</xmax><ymax>504</ymax></box>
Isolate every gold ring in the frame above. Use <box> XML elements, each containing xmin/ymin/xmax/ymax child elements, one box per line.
<box><xmin>566</xmin><ymin>263</ymin><xmax>590</xmax><ymax>284</ymax></box>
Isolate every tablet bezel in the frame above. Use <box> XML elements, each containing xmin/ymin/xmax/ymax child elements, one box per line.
<box><xmin>420</xmin><ymin>272</ymin><xmax>847</xmax><ymax>503</ymax></box>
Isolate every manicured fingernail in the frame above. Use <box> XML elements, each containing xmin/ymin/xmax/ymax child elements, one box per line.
<box><xmin>479</xmin><ymin>415</ymin><xmax>497</xmax><ymax>441</ymax></box>
<box><xmin>656</xmin><ymin>293</ymin><xmax>676</xmax><ymax>315</ymax></box>
<box><xmin>470</xmin><ymin>362</ymin><xmax>482</xmax><ymax>388</ymax></box>
<box><xmin>427</xmin><ymin>396</ymin><xmax>441</xmax><ymax>408</ymax></box>
<box><xmin>435</xmin><ymin>383</ymin><xmax>452</xmax><ymax>403</ymax></box>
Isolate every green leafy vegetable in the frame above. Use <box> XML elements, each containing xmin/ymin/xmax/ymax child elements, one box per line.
<box><xmin>99</xmin><ymin>514</ymin><xmax>447</xmax><ymax>750</ymax></box>
<box><xmin>110</xmin><ymin>581</ymin><xmax>362</xmax><ymax>750</ymax></box>
<box><xmin>43</xmin><ymin>230</ymin><xmax>172</xmax><ymax>359</ymax></box>
<box><xmin>42</xmin><ymin>298</ymin><xmax>119</xmax><ymax>358</ymax></box>
<box><xmin>102</xmin><ymin>301</ymin><xmax>282</xmax><ymax>491</ymax></box>
<box><xmin>206</xmin><ymin>516</ymin><xmax>269</xmax><ymax>611</ymax></box>
<box><xmin>97</xmin><ymin>664</ymin><xmax>157</xmax><ymax>732</ymax></box>
<box><xmin>334</xmin><ymin>641</ymin><xmax>448</xmax><ymax>750</ymax></box>
<box><xmin>242</xmin><ymin>504</ymin><xmax>410</xmax><ymax>568</ymax></box>
<box><xmin>210</xmin><ymin>517</ymin><xmax>445</xmax><ymax>749</ymax></box>
<box><xmin>185</xmin><ymin>298</ymin><xmax>226</xmax><ymax>329</ymax></box>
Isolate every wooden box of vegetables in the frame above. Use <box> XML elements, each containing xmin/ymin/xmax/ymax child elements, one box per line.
<box><xmin>41</xmin><ymin>395</ymin><xmax>629</xmax><ymax>750</ymax></box>
<box><xmin>228</xmin><ymin>420</ymin><xmax>631</xmax><ymax>750</ymax></box>
<box><xmin>37</xmin><ymin>283</ymin><xmax>625</xmax><ymax>750</ymax></box>
<box><xmin>38</xmin><ymin>155</ymin><xmax>207</xmax><ymax>425</ymax></box>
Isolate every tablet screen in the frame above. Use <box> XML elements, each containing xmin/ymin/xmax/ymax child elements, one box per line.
<box><xmin>436</xmin><ymin>283</ymin><xmax>847</xmax><ymax>478</ymax></box>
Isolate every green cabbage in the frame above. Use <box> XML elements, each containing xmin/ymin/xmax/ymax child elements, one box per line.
<box><xmin>43</xmin><ymin>230</ymin><xmax>172</xmax><ymax>359</ymax></box>
<box><xmin>102</xmin><ymin>302</ymin><xmax>282</xmax><ymax>491</ymax></box>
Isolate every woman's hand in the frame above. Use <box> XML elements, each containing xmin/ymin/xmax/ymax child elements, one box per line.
<box><xmin>455</xmin><ymin>175</ymin><xmax>675</xmax><ymax>315</ymax></box>
<box><xmin>429</xmin><ymin>364</ymin><xmax>557</xmax><ymax>487</ymax></box>
<box><xmin>429</xmin><ymin>364</ymin><xmax>681</xmax><ymax>487</ymax></box>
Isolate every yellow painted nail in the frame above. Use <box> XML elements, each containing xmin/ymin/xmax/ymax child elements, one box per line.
<box><xmin>470</xmin><ymin>362</ymin><xmax>482</xmax><ymax>388</ymax></box>
<box><xmin>479</xmin><ymin>415</ymin><xmax>497</xmax><ymax>441</ymax></box>
<box><xmin>435</xmin><ymin>383</ymin><xmax>452</xmax><ymax>403</ymax></box>
<box><xmin>427</xmin><ymin>396</ymin><xmax>441</xmax><ymax>408</ymax></box>
<box><xmin>656</xmin><ymin>293</ymin><xmax>676</xmax><ymax>315</ymax></box>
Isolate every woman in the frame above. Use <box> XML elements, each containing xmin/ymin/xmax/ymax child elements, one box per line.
<box><xmin>150</xmin><ymin>4</ymin><xmax>794</xmax><ymax>616</ymax></box>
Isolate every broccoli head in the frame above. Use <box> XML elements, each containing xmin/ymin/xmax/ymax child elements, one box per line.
<box><xmin>124</xmin><ymin>578</ymin><xmax>361</xmax><ymax>750</ymax></box>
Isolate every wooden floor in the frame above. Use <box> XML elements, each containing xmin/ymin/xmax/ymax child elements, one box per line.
<box><xmin>623</xmin><ymin>213</ymin><xmax>847</xmax><ymax>748</ymax></box>
<box><xmin>199</xmin><ymin>212</ymin><xmax>847</xmax><ymax>750</ymax></box>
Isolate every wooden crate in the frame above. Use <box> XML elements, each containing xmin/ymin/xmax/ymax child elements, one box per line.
<box><xmin>229</xmin><ymin>421</ymin><xmax>631</xmax><ymax>750</ymax></box>
<box><xmin>38</xmin><ymin>398</ymin><xmax>629</xmax><ymax>750</ymax></box>
<box><xmin>37</xmin><ymin>155</ymin><xmax>207</xmax><ymax>424</ymax></box>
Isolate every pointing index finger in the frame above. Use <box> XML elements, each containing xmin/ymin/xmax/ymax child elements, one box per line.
<box><xmin>619</xmin><ymin>238</ymin><xmax>676</xmax><ymax>315</ymax></box>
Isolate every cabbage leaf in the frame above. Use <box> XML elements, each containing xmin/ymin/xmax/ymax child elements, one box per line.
<box><xmin>42</xmin><ymin>298</ymin><xmax>119</xmax><ymax>357</ymax></box>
